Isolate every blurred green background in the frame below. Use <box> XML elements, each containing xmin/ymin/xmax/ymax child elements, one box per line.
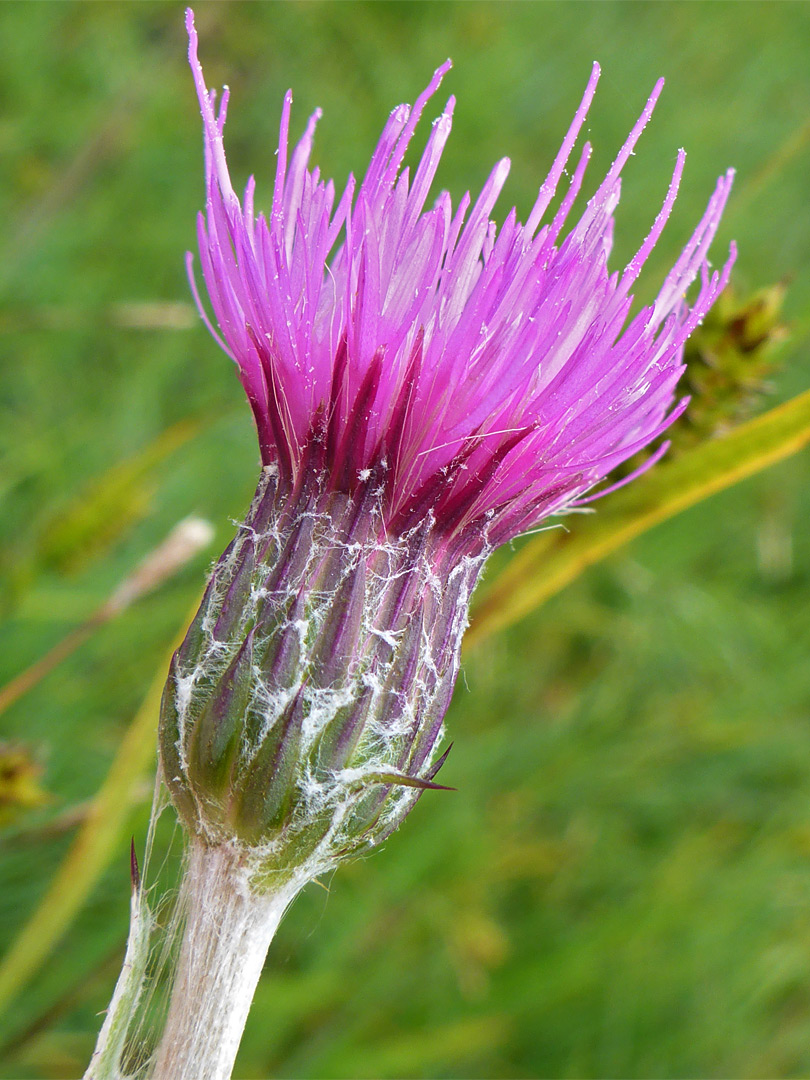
<box><xmin>1</xmin><ymin>2</ymin><xmax>810</xmax><ymax>1077</ymax></box>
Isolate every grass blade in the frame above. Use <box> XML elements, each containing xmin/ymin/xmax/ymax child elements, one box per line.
<box><xmin>468</xmin><ymin>388</ymin><xmax>810</xmax><ymax>646</ymax></box>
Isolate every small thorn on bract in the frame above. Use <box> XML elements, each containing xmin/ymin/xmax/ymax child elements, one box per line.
<box><xmin>367</xmin><ymin>770</ymin><xmax>456</xmax><ymax>792</ymax></box>
<box><xmin>130</xmin><ymin>837</ymin><xmax>141</xmax><ymax>895</ymax></box>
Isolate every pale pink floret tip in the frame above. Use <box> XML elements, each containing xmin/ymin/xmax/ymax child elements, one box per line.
<box><xmin>186</xmin><ymin>12</ymin><xmax>735</xmax><ymax>554</ymax></box>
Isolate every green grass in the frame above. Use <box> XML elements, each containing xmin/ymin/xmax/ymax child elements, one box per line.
<box><xmin>1</xmin><ymin>2</ymin><xmax>810</xmax><ymax>1077</ymax></box>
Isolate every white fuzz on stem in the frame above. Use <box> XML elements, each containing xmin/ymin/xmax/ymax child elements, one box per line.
<box><xmin>151</xmin><ymin>840</ymin><xmax>298</xmax><ymax>1080</ymax></box>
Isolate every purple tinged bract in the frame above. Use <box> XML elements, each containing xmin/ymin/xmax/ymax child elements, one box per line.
<box><xmin>186</xmin><ymin>10</ymin><xmax>734</xmax><ymax>554</ymax></box>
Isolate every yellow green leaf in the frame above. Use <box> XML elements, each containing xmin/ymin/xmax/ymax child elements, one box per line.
<box><xmin>468</xmin><ymin>388</ymin><xmax>810</xmax><ymax>648</ymax></box>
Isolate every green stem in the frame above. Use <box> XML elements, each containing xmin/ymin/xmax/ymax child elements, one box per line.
<box><xmin>150</xmin><ymin>840</ymin><xmax>299</xmax><ymax>1080</ymax></box>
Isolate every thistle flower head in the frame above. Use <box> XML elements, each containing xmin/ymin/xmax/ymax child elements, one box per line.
<box><xmin>162</xmin><ymin>14</ymin><xmax>736</xmax><ymax>882</ymax></box>
<box><xmin>187</xmin><ymin>9</ymin><xmax>734</xmax><ymax>554</ymax></box>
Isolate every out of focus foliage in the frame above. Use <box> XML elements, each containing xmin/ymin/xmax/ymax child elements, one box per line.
<box><xmin>678</xmin><ymin>283</ymin><xmax>789</xmax><ymax>450</ymax></box>
<box><xmin>1</xmin><ymin>3</ymin><xmax>810</xmax><ymax>1078</ymax></box>
<box><xmin>0</xmin><ymin>745</ymin><xmax>50</xmax><ymax>829</ymax></box>
<box><xmin>608</xmin><ymin>282</ymin><xmax>790</xmax><ymax>486</ymax></box>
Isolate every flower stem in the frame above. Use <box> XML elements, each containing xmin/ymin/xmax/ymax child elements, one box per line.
<box><xmin>151</xmin><ymin>840</ymin><xmax>296</xmax><ymax>1080</ymax></box>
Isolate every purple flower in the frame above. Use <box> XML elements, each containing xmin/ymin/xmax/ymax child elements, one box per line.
<box><xmin>160</xmin><ymin>13</ymin><xmax>735</xmax><ymax>871</ymax></box>
<box><xmin>186</xmin><ymin>10</ymin><xmax>734</xmax><ymax>555</ymax></box>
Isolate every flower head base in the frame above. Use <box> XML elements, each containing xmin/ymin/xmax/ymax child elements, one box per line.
<box><xmin>160</xmin><ymin>468</ymin><xmax>483</xmax><ymax>883</ymax></box>
<box><xmin>160</xmin><ymin>12</ymin><xmax>736</xmax><ymax>883</ymax></box>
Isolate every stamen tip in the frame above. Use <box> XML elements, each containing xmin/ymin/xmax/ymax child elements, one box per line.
<box><xmin>186</xmin><ymin>8</ymin><xmax>198</xmax><ymax>60</ymax></box>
